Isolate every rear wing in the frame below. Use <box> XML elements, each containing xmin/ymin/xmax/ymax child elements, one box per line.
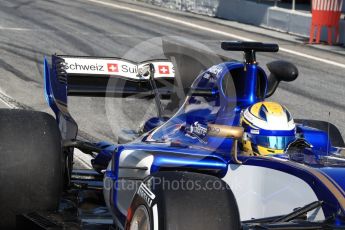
<box><xmin>44</xmin><ymin>55</ymin><xmax>175</xmax><ymax>140</ymax></box>
<box><xmin>46</xmin><ymin>55</ymin><xmax>175</xmax><ymax>97</ymax></box>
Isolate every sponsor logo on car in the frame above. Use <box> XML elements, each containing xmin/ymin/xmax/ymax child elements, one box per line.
<box><xmin>62</xmin><ymin>58</ymin><xmax>175</xmax><ymax>79</ymax></box>
<box><xmin>207</xmin><ymin>125</ymin><xmax>221</xmax><ymax>135</ymax></box>
<box><xmin>208</xmin><ymin>65</ymin><xmax>223</xmax><ymax>75</ymax></box>
<box><xmin>107</xmin><ymin>63</ymin><xmax>119</xmax><ymax>72</ymax></box>
<box><xmin>250</xmin><ymin>129</ymin><xmax>260</xmax><ymax>134</ymax></box>
<box><xmin>158</xmin><ymin>65</ymin><xmax>170</xmax><ymax>75</ymax></box>
<box><xmin>186</xmin><ymin>122</ymin><xmax>207</xmax><ymax>143</ymax></box>
<box><xmin>121</xmin><ymin>64</ymin><xmax>137</xmax><ymax>73</ymax></box>
<box><xmin>137</xmin><ymin>183</ymin><xmax>155</xmax><ymax>207</ymax></box>
<box><xmin>191</xmin><ymin>122</ymin><xmax>208</xmax><ymax>137</ymax></box>
<box><xmin>65</xmin><ymin>62</ymin><xmax>105</xmax><ymax>72</ymax></box>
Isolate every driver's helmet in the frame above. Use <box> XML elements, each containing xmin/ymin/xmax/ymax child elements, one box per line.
<box><xmin>240</xmin><ymin>101</ymin><xmax>296</xmax><ymax>155</ymax></box>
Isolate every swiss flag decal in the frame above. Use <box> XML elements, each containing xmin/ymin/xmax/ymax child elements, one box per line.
<box><xmin>158</xmin><ymin>65</ymin><xmax>170</xmax><ymax>75</ymax></box>
<box><xmin>107</xmin><ymin>63</ymin><xmax>119</xmax><ymax>72</ymax></box>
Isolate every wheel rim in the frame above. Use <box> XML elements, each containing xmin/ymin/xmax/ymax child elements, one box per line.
<box><xmin>129</xmin><ymin>205</ymin><xmax>151</xmax><ymax>230</ymax></box>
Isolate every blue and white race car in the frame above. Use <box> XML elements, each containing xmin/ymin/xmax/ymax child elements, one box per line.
<box><xmin>1</xmin><ymin>41</ymin><xmax>344</xmax><ymax>230</ymax></box>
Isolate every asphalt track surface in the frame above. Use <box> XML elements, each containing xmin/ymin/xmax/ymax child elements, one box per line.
<box><xmin>0</xmin><ymin>0</ymin><xmax>344</xmax><ymax>156</ymax></box>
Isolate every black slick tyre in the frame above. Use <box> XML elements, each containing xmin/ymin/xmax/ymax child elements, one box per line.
<box><xmin>0</xmin><ymin>109</ymin><xmax>63</xmax><ymax>229</ymax></box>
<box><xmin>125</xmin><ymin>171</ymin><xmax>241</xmax><ymax>230</ymax></box>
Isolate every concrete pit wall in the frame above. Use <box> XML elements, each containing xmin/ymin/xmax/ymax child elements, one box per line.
<box><xmin>137</xmin><ymin>0</ymin><xmax>345</xmax><ymax>44</ymax></box>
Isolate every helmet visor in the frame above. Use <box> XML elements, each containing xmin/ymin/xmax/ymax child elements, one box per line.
<box><xmin>251</xmin><ymin>135</ymin><xmax>295</xmax><ymax>150</ymax></box>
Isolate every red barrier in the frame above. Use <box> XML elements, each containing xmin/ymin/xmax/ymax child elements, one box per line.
<box><xmin>309</xmin><ymin>0</ymin><xmax>343</xmax><ymax>45</ymax></box>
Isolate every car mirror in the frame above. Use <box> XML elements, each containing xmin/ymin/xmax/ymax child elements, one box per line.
<box><xmin>266</xmin><ymin>60</ymin><xmax>298</xmax><ymax>98</ymax></box>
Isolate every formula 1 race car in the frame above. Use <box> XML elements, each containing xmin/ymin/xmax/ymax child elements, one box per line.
<box><xmin>1</xmin><ymin>41</ymin><xmax>345</xmax><ymax>230</ymax></box>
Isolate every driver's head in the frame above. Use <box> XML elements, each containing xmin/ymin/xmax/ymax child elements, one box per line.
<box><xmin>240</xmin><ymin>101</ymin><xmax>296</xmax><ymax>155</ymax></box>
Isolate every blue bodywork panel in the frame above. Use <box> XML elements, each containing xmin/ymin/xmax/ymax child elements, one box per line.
<box><xmin>44</xmin><ymin>56</ymin><xmax>78</xmax><ymax>140</ymax></box>
<box><xmin>297</xmin><ymin>125</ymin><xmax>331</xmax><ymax>153</ymax></box>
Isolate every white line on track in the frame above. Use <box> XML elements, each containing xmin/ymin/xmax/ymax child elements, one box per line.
<box><xmin>0</xmin><ymin>26</ymin><xmax>33</xmax><ymax>31</ymax></box>
<box><xmin>0</xmin><ymin>89</ymin><xmax>17</xmax><ymax>109</ymax></box>
<box><xmin>84</xmin><ymin>0</ymin><xmax>345</xmax><ymax>69</ymax></box>
<box><xmin>0</xmin><ymin>96</ymin><xmax>16</xmax><ymax>108</ymax></box>
<box><xmin>0</xmin><ymin>89</ymin><xmax>92</xmax><ymax>169</ymax></box>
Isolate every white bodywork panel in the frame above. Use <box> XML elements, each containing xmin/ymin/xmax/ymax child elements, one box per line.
<box><xmin>104</xmin><ymin>150</ymin><xmax>154</xmax><ymax>220</ymax></box>
<box><xmin>222</xmin><ymin>164</ymin><xmax>325</xmax><ymax>221</ymax></box>
<box><xmin>63</xmin><ymin>57</ymin><xmax>174</xmax><ymax>79</ymax></box>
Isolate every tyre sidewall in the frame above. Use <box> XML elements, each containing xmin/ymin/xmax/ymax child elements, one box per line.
<box><xmin>125</xmin><ymin>172</ymin><xmax>241</xmax><ymax>230</ymax></box>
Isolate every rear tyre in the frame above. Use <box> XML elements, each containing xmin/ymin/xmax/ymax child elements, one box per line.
<box><xmin>295</xmin><ymin>119</ymin><xmax>345</xmax><ymax>147</ymax></box>
<box><xmin>126</xmin><ymin>171</ymin><xmax>241</xmax><ymax>230</ymax></box>
<box><xmin>0</xmin><ymin>109</ymin><xmax>63</xmax><ymax>229</ymax></box>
